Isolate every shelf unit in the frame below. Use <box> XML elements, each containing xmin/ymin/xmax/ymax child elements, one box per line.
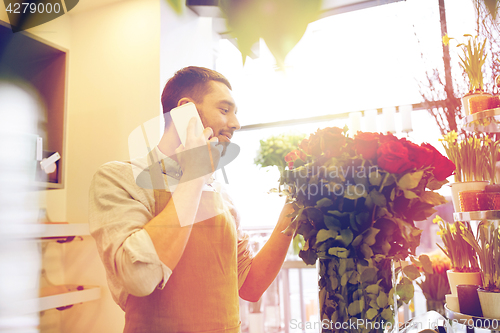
<box><xmin>449</xmin><ymin>106</ymin><xmax>500</xmax><ymax>330</ymax></box>
<box><xmin>0</xmin><ymin>20</ymin><xmax>68</xmax><ymax>189</ymax></box>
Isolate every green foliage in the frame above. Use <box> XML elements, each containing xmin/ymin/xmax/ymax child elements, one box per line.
<box><xmin>219</xmin><ymin>0</ymin><xmax>323</xmax><ymax>69</ymax></box>
<box><xmin>254</xmin><ymin>132</ymin><xmax>306</xmax><ymax>170</ymax></box>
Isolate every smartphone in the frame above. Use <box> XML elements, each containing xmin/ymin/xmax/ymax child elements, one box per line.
<box><xmin>170</xmin><ymin>102</ymin><xmax>204</xmax><ymax>146</ymax></box>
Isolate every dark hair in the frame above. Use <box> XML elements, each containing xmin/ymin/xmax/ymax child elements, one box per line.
<box><xmin>161</xmin><ymin>66</ymin><xmax>232</xmax><ymax>114</ymax></box>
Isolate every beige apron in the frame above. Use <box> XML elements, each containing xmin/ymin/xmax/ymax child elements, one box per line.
<box><xmin>123</xmin><ymin>155</ymin><xmax>241</xmax><ymax>333</ymax></box>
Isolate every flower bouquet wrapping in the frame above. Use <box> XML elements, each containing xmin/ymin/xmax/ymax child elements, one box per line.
<box><xmin>281</xmin><ymin>127</ymin><xmax>455</xmax><ymax>332</ymax></box>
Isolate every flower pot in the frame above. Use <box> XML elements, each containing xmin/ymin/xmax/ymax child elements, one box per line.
<box><xmin>445</xmin><ymin>294</ymin><xmax>459</xmax><ymax>312</ymax></box>
<box><xmin>467</xmin><ymin>92</ymin><xmax>493</xmax><ymax>115</ymax></box>
<box><xmin>450</xmin><ymin>181</ymin><xmax>489</xmax><ymax>212</ymax></box>
<box><xmin>462</xmin><ymin>93</ymin><xmax>474</xmax><ymax>116</ymax></box>
<box><xmin>457</xmin><ymin>284</ymin><xmax>483</xmax><ymax>317</ymax></box>
<box><xmin>478</xmin><ymin>289</ymin><xmax>500</xmax><ymax>319</ymax></box>
<box><xmin>446</xmin><ymin>270</ymin><xmax>482</xmax><ymax>296</ymax></box>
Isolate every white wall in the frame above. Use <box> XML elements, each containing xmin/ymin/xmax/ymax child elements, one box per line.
<box><xmin>60</xmin><ymin>1</ymin><xmax>161</xmax><ymax>332</ymax></box>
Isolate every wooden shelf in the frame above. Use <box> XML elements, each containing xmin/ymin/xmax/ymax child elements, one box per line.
<box><xmin>0</xmin><ymin>20</ymin><xmax>68</xmax><ymax>189</ymax></box>
<box><xmin>40</xmin><ymin>223</ymin><xmax>90</xmax><ymax>238</ymax></box>
<box><xmin>12</xmin><ymin>285</ymin><xmax>100</xmax><ymax>314</ymax></box>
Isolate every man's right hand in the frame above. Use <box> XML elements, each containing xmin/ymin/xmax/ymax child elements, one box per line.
<box><xmin>175</xmin><ymin>117</ymin><xmax>222</xmax><ymax>183</ymax></box>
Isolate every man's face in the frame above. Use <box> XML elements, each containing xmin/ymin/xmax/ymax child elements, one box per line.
<box><xmin>195</xmin><ymin>81</ymin><xmax>241</xmax><ymax>146</ymax></box>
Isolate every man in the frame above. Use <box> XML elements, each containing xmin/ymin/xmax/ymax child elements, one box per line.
<box><xmin>89</xmin><ymin>66</ymin><xmax>294</xmax><ymax>332</ymax></box>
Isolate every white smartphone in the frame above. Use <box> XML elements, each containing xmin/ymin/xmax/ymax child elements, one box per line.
<box><xmin>170</xmin><ymin>102</ymin><xmax>204</xmax><ymax>146</ymax></box>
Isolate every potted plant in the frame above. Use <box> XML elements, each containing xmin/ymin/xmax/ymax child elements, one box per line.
<box><xmin>280</xmin><ymin>128</ymin><xmax>455</xmax><ymax>332</ymax></box>
<box><xmin>440</xmin><ymin>130</ymin><xmax>491</xmax><ymax>211</ymax></box>
<box><xmin>433</xmin><ymin>216</ymin><xmax>481</xmax><ymax>300</ymax></box>
<box><xmin>444</xmin><ymin>34</ymin><xmax>490</xmax><ymax>115</ymax></box>
<box><xmin>415</xmin><ymin>251</ymin><xmax>451</xmax><ymax>316</ymax></box>
<box><xmin>461</xmin><ymin>220</ymin><xmax>500</xmax><ymax>319</ymax></box>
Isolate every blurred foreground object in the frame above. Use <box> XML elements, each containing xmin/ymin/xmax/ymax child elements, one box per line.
<box><xmin>0</xmin><ymin>80</ymin><xmax>42</xmax><ymax>332</ymax></box>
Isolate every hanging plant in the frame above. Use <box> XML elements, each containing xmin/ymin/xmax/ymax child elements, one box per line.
<box><xmin>164</xmin><ymin>0</ymin><xmax>323</xmax><ymax>70</ymax></box>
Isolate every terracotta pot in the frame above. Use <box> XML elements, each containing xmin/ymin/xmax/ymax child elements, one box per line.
<box><xmin>478</xmin><ymin>289</ymin><xmax>500</xmax><ymax>319</ymax></box>
<box><xmin>468</xmin><ymin>92</ymin><xmax>493</xmax><ymax>114</ymax></box>
<box><xmin>446</xmin><ymin>270</ymin><xmax>482</xmax><ymax>296</ymax></box>
<box><xmin>450</xmin><ymin>181</ymin><xmax>489</xmax><ymax>212</ymax></box>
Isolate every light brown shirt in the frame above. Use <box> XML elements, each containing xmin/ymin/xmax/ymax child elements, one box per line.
<box><xmin>88</xmin><ymin>147</ymin><xmax>254</xmax><ymax>310</ymax></box>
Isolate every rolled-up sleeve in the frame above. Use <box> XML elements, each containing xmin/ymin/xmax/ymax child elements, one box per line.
<box><xmin>116</xmin><ymin>229</ymin><xmax>171</xmax><ymax>296</ymax></box>
<box><xmin>89</xmin><ymin>162</ymin><xmax>171</xmax><ymax>306</ymax></box>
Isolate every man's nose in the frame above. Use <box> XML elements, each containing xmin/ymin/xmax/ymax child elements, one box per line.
<box><xmin>229</xmin><ymin>113</ymin><xmax>241</xmax><ymax>131</ymax></box>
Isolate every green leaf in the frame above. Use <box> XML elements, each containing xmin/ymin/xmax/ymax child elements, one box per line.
<box><xmin>377</xmin><ymin>292</ymin><xmax>388</xmax><ymax>308</ymax></box>
<box><xmin>403</xmin><ymin>190</ymin><xmax>419</xmax><ymax>199</ymax></box>
<box><xmin>341</xmin><ymin>272</ymin><xmax>349</xmax><ymax>286</ymax></box>
<box><xmin>360</xmin><ymin>243</ymin><xmax>374</xmax><ymax>259</ymax></box>
<box><xmin>419</xmin><ymin>254</ymin><xmax>434</xmax><ymax>274</ymax></box>
<box><xmin>299</xmin><ymin>249</ymin><xmax>317</xmax><ymax>265</ymax></box>
<box><xmin>365</xmin><ymin>283</ymin><xmax>379</xmax><ymax>294</ymax></box>
<box><xmin>324</xmin><ymin>215</ymin><xmax>341</xmax><ymax>231</ymax></box>
<box><xmin>366</xmin><ymin>307</ymin><xmax>378</xmax><ymax>320</ymax></box>
<box><xmin>348</xmin><ymin>300</ymin><xmax>362</xmax><ymax>316</ymax></box>
<box><xmin>316</xmin><ymin>229</ymin><xmax>338</xmax><ymax>244</ymax></box>
<box><xmin>381</xmin><ymin>308</ymin><xmax>394</xmax><ymax>321</ymax></box>
<box><xmin>329</xmin><ymin>275</ymin><xmax>339</xmax><ymax>290</ymax></box>
<box><xmin>360</xmin><ymin>268</ymin><xmax>377</xmax><ymax>284</ymax></box>
<box><xmin>348</xmin><ymin>271</ymin><xmax>359</xmax><ymax>284</ymax></box>
<box><xmin>363</xmin><ymin>228</ymin><xmax>380</xmax><ymax>246</ymax></box>
<box><xmin>427</xmin><ymin>178</ymin><xmax>448</xmax><ymax>190</ymax></box>
<box><xmin>420</xmin><ymin>191</ymin><xmax>447</xmax><ymax>206</ymax></box>
<box><xmin>403</xmin><ymin>265</ymin><xmax>421</xmax><ymax>280</ymax></box>
<box><xmin>344</xmin><ymin>185</ymin><xmax>367</xmax><ymax>199</ymax></box>
<box><xmin>329</xmin><ymin>247</ymin><xmax>350</xmax><ymax>258</ymax></box>
<box><xmin>369</xmin><ymin>170</ymin><xmax>383</xmax><ymax>186</ymax></box>
<box><xmin>316</xmin><ymin>197</ymin><xmax>333</xmax><ymax>208</ymax></box>
<box><xmin>370</xmin><ymin>189</ymin><xmax>387</xmax><ymax>207</ymax></box>
<box><xmin>165</xmin><ymin>0</ymin><xmax>184</xmax><ymax>14</ymax></box>
<box><xmin>398</xmin><ymin>171</ymin><xmax>424</xmax><ymax>190</ymax></box>
<box><xmin>337</xmin><ymin>229</ymin><xmax>354</xmax><ymax>247</ymax></box>
<box><xmin>352</xmin><ymin>234</ymin><xmax>363</xmax><ymax>247</ymax></box>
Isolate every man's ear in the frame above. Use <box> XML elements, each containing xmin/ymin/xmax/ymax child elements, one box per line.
<box><xmin>177</xmin><ymin>98</ymin><xmax>193</xmax><ymax>107</ymax></box>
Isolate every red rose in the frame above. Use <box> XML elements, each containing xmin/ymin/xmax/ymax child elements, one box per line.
<box><xmin>401</xmin><ymin>139</ymin><xmax>434</xmax><ymax>169</ymax></box>
<box><xmin>421</xmin><ymin>143</ymin><xmax>456</xmax><ymax>181</ymax></box>
<box><xmin>284</xmin><ymin>149</ymin><xmax>305</xmax><ymax>169</ymax></box>
<box><xmin>305</xmin><ymin>127</ymin><xmax>346</xmax><ymax>157</ymax></box>
<box><xmin>307</xmin><ymin>132</ymin><xmax>322</xmax><ymax>156</ymax></box>
<box><xmin>321</xmin><ymin>127</ymin><xmax>345</xmax><ymax>158</ymax></box>
<box><xmin>377</xmin><ymin>141</ymin><xmax>415</xmax><ymax>174</ymax></box>
<box><xmin>353</xmin><ymin>132</ymin><xmax>380</xmax><ymax>160</ymax></box>
<box><xmin>299</xmin><ymin>138</ymin><xmax>310</xmax><ymax>155</ymax></box>
<box><xmin>379</xmin><ymin>132</ymin><xmax>399</xmax><ymax>144</ymax></box>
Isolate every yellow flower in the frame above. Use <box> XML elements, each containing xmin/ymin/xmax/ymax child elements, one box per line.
<box><xmin>442</xmin><ymin>34</ymin><xmax>451</xmax><ymax>46</ymax></box>
<box><xmin>442</xmin><ymin>131</ymin><xmax>458</xmax><ymax>144</ymax></box>
<box><xmin>437</xmin><ymin>230</ymin><xmax>443</xmax><ymax>236</ymax></box>
<box><xmin>450</xmin><ymin>223</ymin><xmax>457</xmax><ymax>234</ymax></box>
<box><xmin>433</xmin><ymin>216</ymin><xmax>443</xmax><ymax>224</ymax></box>
<box><xmin>484</xmin><ymin>136</ymin><xmax>492</xmax><ymax>145</ymax></box>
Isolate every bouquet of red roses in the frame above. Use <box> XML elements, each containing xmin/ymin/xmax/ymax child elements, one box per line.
<box><xmin>281</xmin><ymin>127</ymin><xmax>455</xmax><ymax>331</ymax></box>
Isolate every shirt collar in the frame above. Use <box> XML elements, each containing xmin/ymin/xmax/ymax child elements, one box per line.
<box><xmin>154</xmin><ymin>146</ymin><xmax>183</xmax><ymax>180</ymax></box>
